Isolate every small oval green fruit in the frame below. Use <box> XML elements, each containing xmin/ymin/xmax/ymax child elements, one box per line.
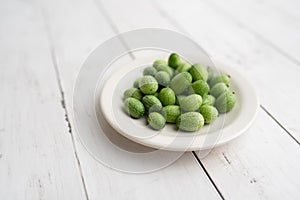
<box><xmin>180</xmin><ymin>94</ymin><xmax>202</xmax><ymax>112</ymax></box>
<box><xmin>210</xmin><ymin>82</ymin><xmax>228</xmax><ymax>98</ymax></box>
<box><xmin>123</xmin><ymin>88</ymin><xmax>143</xmax><ymax>100</ymax></box>
<box><xmin>176</xmin><ymin>62</ymin><xmax>192</xmax><ymax>74</ymax></box>
<box><xmin>143</xmin><ymin>66</ymin><xmax>157</xmax><ymax>76</ymax></box>
<box><xmin>162</xmin><ymin>105</ymin><xmax>181</xmax><ymax>123</ymax></box>
<box><xmin>168</xmin><ymin>53</ymin><xmax>181</xmax><ymax>69</ymax></box>
<box><xmin>189</xmin><ymin>64</ymin><xmax>208</xmax><ymax>82</ymax></box>
<box><xmin>215</xmin><ymin>91</ymin><xmax>236</xmax><ymax>113</ymax></box>
<box><xmin>142</xmin><ymin>95</ymin><xmax>162</xmax><ymax>111</ymax></box>
<box><xmin>139</xmin><ymin>75</ymin><xmax>159</xmax><ymax>95</ymax></box>
<box><xmin>202</xmin><ymin>94</ymin><xmax>216</xmax><ymax>106</ymax></box>
<box><xmin>200</xmin><ymin>105</ymin><xmax>218</xmax><ymax>124</ymax></box>
<box><xmin>209</xmin><ymin>74</ymin><xmax>230</xmax><ymax>87</ymax></box>
<box><xmin>155</xmin><ymin>71</ymin><xmax>171</xmax><ymax>86</ymax></box>
<box><xmin>158</xmin><ymin>88</ymin><xmax>176</xmax><ymax>106</ymax></box>
<box><xmin>153</xmin><ymin>60</ymin><xmax>167</xmax><ymax>69</ymax></box>
<box><xmin>176</xmin><ymin>112</ymin><xmax>204</xmax><ymax>132</ymax></box>
<box><xmin>170</xmin><ymin>72</ymin><xmax>192</xmax><ymax>94</ymax></box>
<box><xmin>148</xmin><ymin>112</ymin><xmax>166</xmax><ymax>130</ymax></box>
<box><xmin>189</xmin><ymin>80</ymin><xmax>210</xmax><ymax>96</ymax></box>
<box><xmin>124</xmin><ymin>97</ymin><xmax>145</xmax><ymax>118</ymax></box>
<box><xmin>155</xmin><ymin>64</ymin><xmax>174</xmax><ymax>77</ymax></box>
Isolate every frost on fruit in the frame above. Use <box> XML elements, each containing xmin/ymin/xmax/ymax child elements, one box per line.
<box><xmin>139</xmin><ymin>75</ymin><xmax>159</xmax><ymax>95</ymax></box>
<box><xmin>170</xmin><ymin>72</ymin><xmax>192</xmax><ymax>94</ymax></box>
<box><xmin>148</xmin><ymin>112</ymin><xmax>166</xmax><ymax>130</ymax></box>
<box><xmin>180</xmin><ymin>94</ymin><xmax>202</xmax><ymax>112</ymax></box>
<box><xmin>215</xmin><ymin>91</ymin><xmax>236</xmax><ymax>113</ymax></box>
<box><xmin>123</xmin><ymin>53</ymin><xmax>236</xmax><ymax>132</ymax></box>
<box><xmin>189</xmin><ymin>64</ymin><xmax>208</xmax><ymax>82</ymax></box>
<box><xmin>124</xmin><ymin>98</ymin><xmax>145</xmax><ymax>118</ymax></box>
<box><xmin>200</xmin><ymin>105</ymin><xmax>218</xmax><ymax>124</ymax></box>
<box><xmin>176</xmin><ymin>112</ymin><xmax>204</xmax><ymax>132</ymax></box>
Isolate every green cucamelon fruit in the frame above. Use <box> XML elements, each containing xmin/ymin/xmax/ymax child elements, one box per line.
<box><xmin>210</xmin><ymin>82</ymin><xmax>228</xmax><ymax>98</ymax></box>
<box><xmin>189</xmin><ymin>64</ymin><xmax>208</xmax><ymax>82</ymax></box>
<box><xmin>142</xmin><ymin>95</ymin><xmax>162</xmax><ymax>112</ymax></box>
<box><xmin>155</xmin><ymin>71</ymin><xmax>171</xmax><ymax>86</ymax></box>
<box><xmin>215</xmin><ymin>91</ymin><xmax>236</xmax><ymax>113</ymax></box>
<box><xmin>153</xmin><ymin>60</ymin><xmax>167</xmax><ymax>69</ymax></box>
<box><xmin>176</xmin><ymin>62</ymin><xmax>192</xmax><ymax>74</ymax></box>
<box><xmin>188</xmin><ymin>80</ymin><xmax>210</xmax><ymax>96</ymax></box>
<box><xmin>155</xmin><ymin>64</ymin><xmax>174</xmax><ymax>77</ymax></box>
<box><xmin>123</xmin><ymin>88</ymin><xmax>143</xmax><ymax>100</ymax></box>
<box><xmin>147</xmin><ymin>112</ymin><xmax>166</xmax><ymax>130</ymax></box>
<box><xmin>139</xmin><ymin>75</ymin><xmax>159</xmax><ymax>95</ymax></box>
<box><xmin>143</xmin><ymin>66</ymin><xmax>157</xmax><ymax>76</ymax></box>
<box><xmin>158</xmin><ymin>88</ymin><xmax>176</xmax><ymax>106</ymax></box>
<box><xmin>168</xmin><ymin>53</ymin><xmax>181</xmax><ymax>69</ymax></box>
<box><xmin>170</xmin><ymin>72</ymin><xmax>192</xmax><ymax>94</ymax></box>
<box><xmin>176</xmin><ymin>112</ymin><xmax>204</xmax><ymax>132</ymax></box>
<box><xmin>180</xmin><ymin>94</ymin><xmax>202</xmax><ymax>112</ymax></box>
<box><xmin>124</xmin><ymin>97</ymin><xmax>145</xmax><ymax>118</ymax></box>
<box><xmin>200</xmin><ymin>105</ymin><xmax>218</xmax><ymax>124</ymax></box>
<box><xmin>209</xmin><ymin>74</ymin><xmax>230</xmax><ymax>87</ymax></box>
<box><xmin>202</xmin><ymin>94</ymin><xmax>216</xmax><ymax>106</ymax></box>
<box><xmin>162</xmin><ymin>105</ymin><xmax>181</xmax><ymax>123</ymax></box>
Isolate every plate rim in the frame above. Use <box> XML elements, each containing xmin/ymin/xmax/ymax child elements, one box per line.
<box><xmin>100</xmin><ymin>60</ymin><xmax>260</xmax><ymax>151</ymax></box>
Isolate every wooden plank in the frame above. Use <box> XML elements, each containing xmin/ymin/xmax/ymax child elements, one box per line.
<box><xmin>151</xmin><ymin>0</ymin><xmax>300</xmax><ymax>198</ymax></box>
<box><xmin>207</xmin><ymin>0</ymin><xmax>300</xmax><ymax>64</ymax></box>
<box><xmin>154</xmin><ymin>0</ymin><xmax>300</xmax><ymax>142</ymax></box>
<box><xmin>97</xmin><ymin>1</ymin><xmax>299</xmax><ymax>199</ymax></box>
<box><xmin>199</xmin><ymin>110</ymin><xmax>300</xmax><ymax>199</ymax></box>
<box><xmin>39</xmin><ymin>0</ymin><xmax>222</xmax><ymax>199</ymax></box>
<box><xmin>0</xmin><ymin>0</ymin><xmax>87</xmax><ymax>199</ymax></box>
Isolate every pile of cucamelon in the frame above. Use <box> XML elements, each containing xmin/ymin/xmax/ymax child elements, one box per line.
<box><xmin>123</xmin><ymin>53</ymin><xmax>236</xmax><ymax>132</ymax></box>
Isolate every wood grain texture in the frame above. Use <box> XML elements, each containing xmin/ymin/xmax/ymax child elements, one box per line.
<box><xmin>0</xmin><ymin>0</ymin><xmax>87</xmax><ymax>199</ymax></box>
<box><xmin>97</xmin><ymin>0</ymin><xmax>300</xmax><ymax>198</ymax></box>
<box><xmin>199</xmin><ymin>110</ymin><xmax>300</xmax><ymax>199</ymax></box>
<box><xmin>154</xmin><ymin>0</ymin><xmax>300</xmax><ymax>198</ymax></box>
<box><xmin>155</xmin><ymin>0</ymin><xmax>300</xmax><ymax>142</ymax></box>
<box><xmin>97</xmin><ymin>1</ymin><xmax>299</xmax><ymax>199</ymax></box>
<box><xmin>205</xmin><ymin>0</ymin><xmax>300</xmax><ymax>141</ymax></box>
<box><xmin>2</xmin><ymin>0</ymin><xmax>300</xmax><ymax>199</ymax></box>
<box><xmin>208</xmin><ymin>0</ymin><xmax>300</xmax><ymax>64</ymax></box>
<box><xmin>39</xmin><ymin>0</ymin><xmax>222</xmax><ymax>199</ymax></box>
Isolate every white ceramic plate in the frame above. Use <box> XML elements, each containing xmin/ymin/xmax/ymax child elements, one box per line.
<box><xmin>100</xmin><ymin>58</ymin><xmax>259</xmax><ymax>151</ymax></box>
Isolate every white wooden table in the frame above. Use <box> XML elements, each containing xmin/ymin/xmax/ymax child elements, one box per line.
<box><xmin>1</xmin><ymin>0</ymin><xmax>300</xmax><ymax>199</ymax></box>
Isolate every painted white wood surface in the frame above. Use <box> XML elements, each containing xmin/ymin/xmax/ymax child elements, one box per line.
<box><xmin>1</xmin><ymin>0</ymin><xmax>300</xmax><ymax>199</ymax></box>
<box><xmin>100</xmin><ymin>0</ymin><xmax>300</xmax><ymax>198</ymax></box>
<box><xmin>155</xmin><ymin>0</ymin><xmax>300</xmax><ymax>142</ymax></box>
<box><xmin>153</xmin><ymin>0</ymin><xmax>300</xmax><ymax>198</ymax></box>
<box><xmin>209</xmin><ymin>0</ymin><xmax>300</xmax><ymax>62</ymax></box>
<box><xmin>0</xmin><ymin>0</ymin><xmax>87</xmax><ymax>199</ymax></box>
<box><xmin>205</xmin><ymin>0</ymin><xmax>300</xmax><ymax>141</ymax></box>
<box><xmin>38</xmin><ymin>0</ymin><xmax>222</xmax><ymax>199</ymax></box>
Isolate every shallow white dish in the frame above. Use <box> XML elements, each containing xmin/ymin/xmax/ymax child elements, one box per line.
<box><xmin>100</xmin><ymin>59</ymin><xmax>259</xmax><ymax>151</ymax></box>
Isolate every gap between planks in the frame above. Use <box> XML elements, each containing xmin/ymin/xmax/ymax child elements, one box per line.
<box><xmin>94</xmin><ymin>0</ymin><xmax>226</xmax><ymax>199</ymax></box>
<box><xmin>36</xmin><ymin>1</ymin><xmax>300</xmax><ymax>199</ymax></box>
<box><xmin>39</xmin><ymin>4</ymin><xmax>90</xmax><ymax>200</ymax></box>
<box><xmin>93</xmin><ymin>0</ymin><xmax>135</xmax><ymax>59</ymax></box>
<box><xmin>192</xmin><ymin>152</ymin><xmax>225</xmax><ymax>200</ymax></box>
<box><xmin>260</xmin><ymin>105</ymin><xmax>300</xmax><ymax>145</ymax></box>
<box><xmin>150</xmin><ymin>0</ymin><xmax>300</xmax><ymax>146</ymax></box>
